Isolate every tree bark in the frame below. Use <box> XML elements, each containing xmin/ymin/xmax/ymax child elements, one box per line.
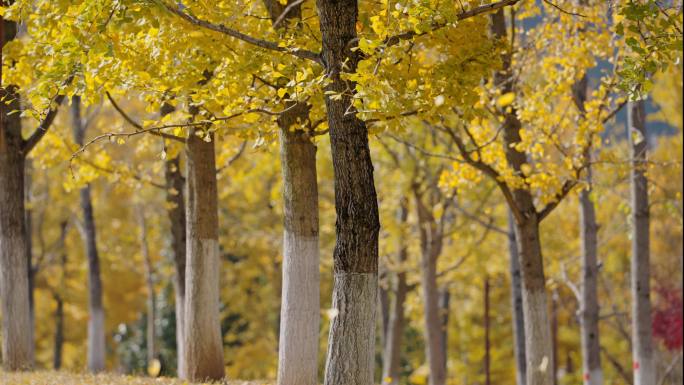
<box><xmin>571</xmin><ymin>71</ymin><xmax>604</xmax><ymax>385</ymax></box>
<box><xmin>257</xmin><ymin>4</ymin><xmax>322</xmax><ymax>383</ymax></box>
<box><xmin>161</xmin><ymin>99</ymin><xmax>187</xmax><ymax>377</ymax></box>
<box><xmin>25</xmin><ymin>159</ymin><xmax>36</xmax><ymax>365</ymax></box>
<box><xmin>379</xmin><ymin>271</ymin><xmax>390</xmax><ymax>346</ymax></box>
<box><xmin>72</xmin><ymin>95</ymin><xmax>106</xmax><ymax>373</ymax></box>
<box><xmin>485</xmin><ymin>277</ymin><xmax>491</xmax><ymax>385</ymax></box>
<box><xmin>508</xmin><ymin>210</ymin><xmax>527</xmax><ymax>385</ymax></box>
<box><xmin>551</xmin><ymin>291</ymin><xmax>559</xmax><ymax>385</ymax></box>
<box><xmin>317</xmin><ymin>1</ymin><xmax>381</xmax><ymax>385</ymax></box>
<box><xmin>628</xmin><ymin>100</ymin><xmax>655</xmax><ymax>385</ymax></box>
<box><xmin>0</xmin><ymin>83</ymin><xmax>32</xmax><ymax>371</ymax></box>
<box><xmin>382</xmin><ymin>201</ymin><xmax>409</xmax><ymax>385</ymax></box>
<box><xmin>414</xmin><ymin>190</ymin><xmax>446</xmax><ymax>385</ymax></box>
<box><xmin>53</xmin><ymin>221</ymin><xmax>68</xmax><ymax>370</ymax></box>
<box><xmin>579</xmin><ymin>164</ymin><xmax>603</xmax><ymax>385</ymax></box>
<box><xmin>164</xmin><ymin>154</ymin><xmax>187</xmax><ymax>376</ymax></box>
<box><xmin>182</xmin><ymin>130</ymin><xmax>224</xmax><ymax>381</ymax></box>
<box><xmin>277</xmin><ymin>114</ymin><xmax>320</xmax><ymax>385</ymax></box>
<box><xmin>138</xmin><ymin>209</ymin><xmax>157</xmax><ymax>365</ymax></box>
<box><xmin>491</xmin><ymin>10</ymin><xmax>554</xmax><ymax>385</ymax></box>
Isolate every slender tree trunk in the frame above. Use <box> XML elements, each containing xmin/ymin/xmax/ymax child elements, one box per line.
<box><xmin>317</xmin><ymin>1</ymin><xmax>381</xmax><ymax>385</ymax></box>
<box><xmin>25</xmin><ymin>159</ymin><xmax>36</xmax><ymax>364</ymax></box>
<box><xmin>182</xmin><ymin>130</ymin><xmax>224</xmax><ymax>381</ymax></box>
<box><xmin>160</xmin><ymin>102</ymin><xmax>187</xmax><ymax>376</ymax></box>
<box><xmin>53</xmin><ymin>221</ymin><xmax>68</xmax><ymax>370</ymax></box>
<box><xmin>138</xmin><ymin>210</ymin><xmax>157</xmax><ymax>365</ymax></box>
<box><xmin>508</xmin><ymin>210</ymin><xmax>527</xmax><ymax>385</ymax></box>
<box><xmin>379</xmin><ymin>271</ymin><xmax>390</xmax><ymax>345</ymax></box>
<box><xmin>485</xmin><ymin>277</ymin><xmax>491</xmax><ymax>385</ymax></box>
<box><xmin>572</xmin><ymin>66</ymin><xmax>604</xmax><ymax>385</ymax></box>
<box><xmin>551</xmin><ymin>291</ymin><xmax>559</xmax><ymax>385</ymax></box>
<box><xmin>579</xmin><ymin>164</ymin><xmax>603</xmax><ymax>385</ymax></box>
<box><xmin>164</xmin><ymin>154</ymin><xmax>187</xmax><ymax>376</ymax></box>
<box><xmin>628</xmin><ymin>100</ymin><xmax>655</xmax><ymax>385</ymax></box>
<box><xmin>277</xmin><ymin>116</ymin><xmax>320</xmax><ymax>385</ymax></box>
<box><xmin>438</xmin><ymin>287</ymin><xmax>449</xmax><ymax>372</ymax></box>
<box><xmin>491</xmin><ymin>10</ymin><xmax>554</xmax><ymax>385</ymax></box>
<box><xmin>0</xmin><ymin>81</ymin><xmax>32</xmax><ymax>370</ymax></box>
<box><xmin>382</xmin><ymin>201</ymin><xmax>409</xmax><ymax>385</ymax></box>
<box><xmin>414</xmin><ymin>190</ymin><xmax>446</xmax><ymax>385</ymax></box>
<box><xmin>72</xmin><ymin>95</ymin><xmax>106</xmax><ymax>373</ymax></box>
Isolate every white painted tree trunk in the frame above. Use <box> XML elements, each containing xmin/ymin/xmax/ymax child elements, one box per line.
<box><xmin>72</xmin><ymin>96</ymin><xmax>106</xmax><ymax>373</ymax></box>
<box><xmin>164</xmin><ymin>152</ymin><xmax>187</xmax><ymax>377</ymax></box>
<box><xmin>182</xmin><ymin>132</ymin><xmax>224</xmax><ymax>381</ymax></box>
<box><xmin>87</xmin><ymin>307</ymin><xmax>106</xmax><ymax>372</ymax></box>
<box><xmin>628</xmin><ymin>100</ymin><xmax>655</xmax><ymax>385</ymax></box>
<box><xmin>508</xmin><ymin>211</ymin><xmax>527</xmax><ymax>385</ymax></box>
<box><xmin>516</xmin><ymin>218</ymin><xmax>554</xmax><ymax>385</ymax></box>
<box><xmin>382</xmin><ymin>201</ymin><xmax>409</xmax><ymax>385</ymax></box>
<box><xmin>277</xmin><ymin>127</ymin><xmax>320</xmax><ymax>385</ymax></box>
<box><xmin>138</xmin><ymin>210</ymin><xmax>157</xmax><ymax>365</ymax></box>
<box><xmin>323</xmin><ymin>273</ymin><xmax>377</xmax><ymax>385</ymax></box>
<box><xmin>579</xmin><ymin>165</ymin><xmax>603</xmax><ymax>385</ymax></box>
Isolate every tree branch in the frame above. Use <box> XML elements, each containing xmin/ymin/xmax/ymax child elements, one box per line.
<box><xmin>160</xmin><ymin>1</ymin><xmax>322</xmax><ymax>65</ymax></box>
<box><xmin>385</xmin><ymin>0</ymin><xmax>521</xmax><ymax>47</ymax></box>
<box><xmin>22</xmin><ymin>86</ymin><xmax>71</xmax><ymax>155</ymax></box>
<box><xmin>106</xmin><ymin>92</ymin><xmax>186</xmax><ymax>143</ymax></box>
<box><xmin>437</xmin><ymin>123</ymin><xmax>525</xmax><ymax>223</ymax></box>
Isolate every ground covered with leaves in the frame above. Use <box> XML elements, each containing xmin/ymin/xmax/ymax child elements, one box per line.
<box><xmin>0</xmin><ymin>371</ymin><xmax>270</xmax><ymax>385</ymax></box>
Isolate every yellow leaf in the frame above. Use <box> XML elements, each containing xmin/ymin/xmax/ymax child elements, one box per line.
<box><xmin>244</xmin><ymin>112</ymin><xmax>261</xmax><ymax>123</ymax></box>
<box><xmin>497</xmin><ymin>92</ymin><xmax>516</xmax><ymax>107</ymax></box>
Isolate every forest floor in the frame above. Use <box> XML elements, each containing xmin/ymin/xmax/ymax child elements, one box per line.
<box><xmin>0</xmin><ymin>371</ymin><xmax>270</xmax><ymax>385</ymax></box>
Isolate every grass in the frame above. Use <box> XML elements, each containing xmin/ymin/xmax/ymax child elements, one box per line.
<box><xmin>0</xmin><ymin>370</ymin><xmax>271</xmax><ymax>385</ymax></box>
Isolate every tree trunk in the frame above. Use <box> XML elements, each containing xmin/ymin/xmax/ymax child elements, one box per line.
<box><xmin>317</xmin><ymin>1</ymin><xmax>381</xmax><ymax>385</ymax></box>
<box><xmin>491</xmin><ymin>9</ymin><xmax>554</xmax><ymax>385</ymax></box>
<box><xmin>25</xmin><ymin>159</ymin><xmax>36</xmax><ymax>365</ymax></box>
<box><xmin>438</xmin><ymin>287</ymin><xmax>450</xmax><ymax>373</ymax></box>
<box><xmin>579</xmin><ymin>164</ymin><xmax>603</xmax><ymax>385</ymax></box>
<box><xmin>628</xmin><ymin>100</ymin><xmax>655</xmax><ymax>385</ymax></box>
<box><xmin>485</xmin><ymin>277</ymin><xmax>491</xmax><ymax>385</ymax></box>
<box><xmin>508</xmin><ymin>210</ymin><xmax>527</xmax><ymax>385</ymax></box>
<box><xmin>182</xmin><ymin>130</ymin><xmax>224</xmax><ymax>381</ymax></box>
<box><xmin>160</xmin><ymin>101</ymin><xmax>187</xmax><ymax>377</ymax></box>
<box><xmin>257</xmin><ymin>4</ymin><xmax>321</xmax><ymax>383</ymax></box>
<box><xmin>414</xmin><ymin>190</ymin><xmax>446</xmax><ymax>385</ymax></box>
<box><xmin>164</xmin><ymin>154</ymin><xmax>187</xmax><ymax>376</ymax></box>
<box><xmin>138</xmin><ymin>210</ymin><xmax>157</xmax><ymax>365</ymax></box>
<box><xmin>572</xmin><ymin>65</ymin><xmax>604</xmax><ymax>385</ymax></box>
<box><xmin>277</xmin><ymin>123</ymin><xmax>320</xmax><ymax>385</ymax></box>
<box><xmin>72</xmin><ymin>95</ymin><xmax>106</xmax><ymax>373</ymax></box>
<box><xmin>551</xmin><ymin>291</ymin><xmax>559</xmax><ymax>385</ymax></box>
<box><xmin>379</xmin><ymin>271</ymin><xmax>390</xmax><ymax>345</ymax></box>
<box><xmin>515</xmin><ymin>217</ymin><xmax>555</xmax><ymax>385</ymax></box>
<box><xmin>382</xmin><ymin>201</ymin><xmax>409</xmax><ymax>385</ymax></box>
<box><xmin>0</xmin><ymin>79</ymin><xmax>32</xmax><ymax>370</ymax></box>
<box><xmin>53</xmin><ymin>221</ymin><xmax>68</xmax><ymax>370</ymax></box>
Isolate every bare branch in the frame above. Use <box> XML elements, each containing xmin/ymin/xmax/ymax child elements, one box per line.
<box><xmin>542</xmin><ymin>0</ymin><xmax>587</xmax><ymax>17</ymax></box>
<box><xmin>272</xmin><ymin>0</ymin><xmax>305</xmax><ymax>29</ymax></box>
